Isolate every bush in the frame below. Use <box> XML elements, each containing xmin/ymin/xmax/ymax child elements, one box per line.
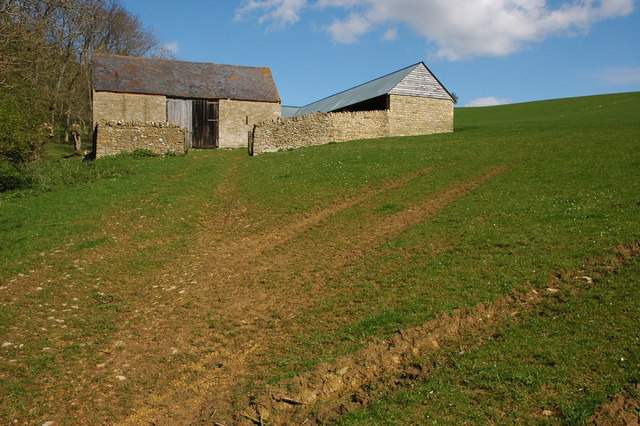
<box><xmin>0</xmin><ymin>144</ymin><xmax>171</xmax><ymax>194</ymax></box>
<box><xmin>0</xmin><ymin>164</ymin><xmax>33</xmax><ymax>192</ymax></box>
<box><xmin>0</xmin><ymin>97</ymin><xmax>47</xmax><ymax>165</ymax></box>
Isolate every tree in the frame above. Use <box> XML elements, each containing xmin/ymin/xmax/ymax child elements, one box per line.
<box><xmin>0</xmin><ymin>97</ymin><xmax>47</xmax><ymax>164</ymax></box>
<box><xmin>0</xmin><ymin>0</ymin><xmax>160</xmax><ymax>163</ymax></box>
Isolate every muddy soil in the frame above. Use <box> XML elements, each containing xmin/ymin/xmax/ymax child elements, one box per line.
<box><xmin>589</xmin><ymin>391</ymin><xmax>640</xmax><ymax>425</ymax></box>
<box><xmin>241</xmin><ymin>243</ymin><xmax>639</xmax><ymax>425</ymax></box>
<box><xmin>117</xmin><ymin>166</ymin><xmax>509</xmax><ymax>425</ymax></box>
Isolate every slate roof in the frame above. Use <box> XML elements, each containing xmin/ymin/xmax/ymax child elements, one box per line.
<box><xmin>92</xmin><ymin>54</ymin><xmax>281</xmax><ymax>103</ymax></box>
<box><xmin>294</xmin><ymin>62</ymin><xmax>452</xmax><ymax>116</ymax></box>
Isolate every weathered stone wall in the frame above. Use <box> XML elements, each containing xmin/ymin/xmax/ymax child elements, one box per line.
<box><xmin>252</xmin><ymin>110</ymin><xmax>389</xmax><ymax>154</ymax></box>
<box><xmin>93</xmin><ymin>91</ymin><xmax>166</xmax><ymax>124</ymax></box>
<box><xmin>388</xmin><ymin>94</ymin><xmax>453</xmax><ymax>136</ymax></box>
<box><xmin>219</xmin><ymin>99</ymin><xmax>281</xmax><ymax>149</ymax></box>
<box><xmin>94</xmin><ymin>121</ymin><xmax>187</xmax><ymax>158</ymax></box>
<box><xmin>251</xmin><ymin>95</ymin><xmax>454</xmax><ymax>155</ymax></box>
<box><xmin>330</xmin><ymin>110</ymin><xmax>389</xmax><ymax>142</ymax></box>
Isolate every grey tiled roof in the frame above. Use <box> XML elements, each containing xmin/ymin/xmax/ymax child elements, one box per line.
<box><xmin>92</xmin><ymin>54</ymin><xmax>280</xmax><ymax>103</ymax></box>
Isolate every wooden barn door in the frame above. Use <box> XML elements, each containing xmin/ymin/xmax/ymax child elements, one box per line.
<box><xmin>192</xmin><ymin>99</ymin><xmax>218</xmax><ymax>148</ymax></box>
<box><xmin>167</xmin><ymin>99</ymin><xmax>193</xmax><ymax>147</ymax></box>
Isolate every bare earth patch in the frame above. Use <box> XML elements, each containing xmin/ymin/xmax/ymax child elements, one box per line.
<box><xmin>589</xmin><ymin>391</ymin><xmax>640</xmax><ymax>425</ymax></box>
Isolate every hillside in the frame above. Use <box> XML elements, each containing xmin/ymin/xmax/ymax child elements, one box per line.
<box><xmin>1</xmin><ymin>92</ymin><xmax>639</xmax><ymax>424</ymax></box>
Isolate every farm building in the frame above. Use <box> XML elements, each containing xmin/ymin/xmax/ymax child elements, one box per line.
<box><xmin>289</xmin><ymin>62</ymin><xmax>453</xmax><ymax>117</ymax></box>
<box><xmin>252</xmin><ymin>62</ymin><xmax>455</xmax><ymax>154</ymax></box>
<box><xmin>91</xmin><ymin>54</ymin><xmax>281</xmax><ymax>156</ymax></box>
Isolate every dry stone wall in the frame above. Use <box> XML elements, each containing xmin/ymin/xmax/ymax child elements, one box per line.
<box><xmin>252</xmin><ymin>110</ymin><xmax>389</xmax><ymax>154</ymax></box>
<box><xmin>252</xmin><ymin>95</ymin><xmax>453</xmax><ymax>155</ymax></box>
<box><xmin>93</xmin><ymin>91</ymin><xmax>166</xmax><ymax>124</ymax></box>
<box><xmin>94</xmin><ymin>121</ymin><xmax>187</xmax><ymax>158</ymax></box>
<box><xmin>219</xmin><ymin>99</ymin><xmax>281</xmax><ymax>149</ymax></box>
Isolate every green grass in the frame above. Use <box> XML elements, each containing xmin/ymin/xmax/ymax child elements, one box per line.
<box><xmin>0</xmin><ymin>149</ymin><xmax>236</xmax><ymax>279</ymax></box>
<box><xmin>246</xmin><ymin>93</ymin><xmax>639</xmax><ymax>371</ymax></box>
<box><xmin>0</xmin><ymin>92</ymin><xmax>638</xmax><ymax>423</ymax></box>
<box><xmin>339</xmin><ymin>257</ymin><xmax>640</xmax><ymax>424</ymax></box>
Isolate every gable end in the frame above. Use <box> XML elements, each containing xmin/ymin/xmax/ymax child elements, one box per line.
<box><xmin>389</xmin><ymin>63</ymin><xmax>453</xmax><ymax>101</ymax></box>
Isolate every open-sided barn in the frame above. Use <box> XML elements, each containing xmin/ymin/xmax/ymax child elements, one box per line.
<box><xmin>92</xmin><ymin>54</ymin><xmax>281</xmax><ymax>155</ymax></box>
<box><xmin>287</xmin><ymin>62</ymin><xmax>453</xmax><ymax>117</ymax></box>
<box><xmin>252</xmin><ymin>62</ymin><xmax>455</xmax><ymax>154</ymax></box>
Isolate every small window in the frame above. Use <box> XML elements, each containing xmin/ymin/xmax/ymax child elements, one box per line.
<box><xmin>206</xmin><ymin>101</ymin><xmax>218</xmax><ymax>119</ymax></box>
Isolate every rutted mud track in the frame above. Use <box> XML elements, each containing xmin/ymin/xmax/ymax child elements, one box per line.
<box><xmin>114</xmin><ymin>166</ymin><xmax>508</xmax><ymax>424</ymax></box>
<box><xmin>245</xmin><ymin>242</ymin><xmax>640</xmax><ymax>425</ymax></box>
<box><xmin>3</xmin><ymin>158</ymin><xmax>637</xmax><ymax>424</ymax></box>
<box><xmin>3</xmin><ymin>163</ymin><xmax>501</xmax><ymax>424</ymax></box>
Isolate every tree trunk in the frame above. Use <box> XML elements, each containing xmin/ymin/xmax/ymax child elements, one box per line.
<box><xmin>73</xmin><ymin>131</ymin><xmax>81</xmax><ymax>151</ymax></box>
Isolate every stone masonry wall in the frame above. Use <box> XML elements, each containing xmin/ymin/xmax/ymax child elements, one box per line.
<box><xmin>93</xmin><ymin>91</ymin><xmax>166</xmax><ymax>124</ymax></box>
<box><xmin>95</xmin><ymin>121</ymin><xmax>187</xmax><ymax>158</ymax></box>
<box><xmin>218</xmin><ymin>99</ymin><xmax>281</xmax><ymax>149</ymax></box>
<box><xmin>252</xmin><ymin>110</ymin><xmax>388</xmax><ymax>154</ymax></box>
<box><xmin>388</xmin><ymin>95</ymin><xmax>453</xmax><ymax>136</ymax></box>
<box><xmin>251</xmin><ymin>94</ymin><xmax>453</xmax><ymax>155</ymax></box>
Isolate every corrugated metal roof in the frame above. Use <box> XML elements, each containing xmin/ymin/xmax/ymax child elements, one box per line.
<box><xmin>92</xmin><ymin>54</ymin><xmax>281</xmax><ymax>103</ymax></box>
<box><xmin>295</xmin><ymin>63</ymin><xmax>418</xmax><ymax>116</ymax></box>
<box><xmin>281</xmin><ymin>106</ymin><xmax>301</xmax><ymax>118</ymax></box>
<box><xmin>294</xmin><ymin>62</ymin><xmax>453</xmax><ymax>116</ymax></box>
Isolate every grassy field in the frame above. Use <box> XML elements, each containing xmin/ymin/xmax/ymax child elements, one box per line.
<box><xmin>0</xmin><ymin>92</ymin><xmax>638</xmax><ymax>424</ymax></box>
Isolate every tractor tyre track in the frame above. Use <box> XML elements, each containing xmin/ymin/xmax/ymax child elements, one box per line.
<box><xmin>243</xmin><ymin>241</ymin><xmax>640</xmax><ymax>425</ymax></box>
<box><xmin>117</xmin><ymin>166</ymin><xmax>508</xmax><ymax>425</ymax></box>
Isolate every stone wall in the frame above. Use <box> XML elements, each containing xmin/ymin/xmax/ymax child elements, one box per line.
<box><xmin>388</xmin><ymin>95</ymin><xmax>453</xmax><ymax>136</ymax></box>
<box><xmin>93</xmin><ymin>91</ymin><xmax>166</xmax><ymax>124</ymax></box>
<box><xmin>251</xmin><ymin>95</ymin><xmax>454</xmax><ymax>155</ymax></box>
<box><xmin>252</xmin><ymin>110</ymin><xmax>389</xmax><ymax>154</ymax></box>
<box><xmin>218</xmin><ymin>99</ymin><xmax>281</xmax><ymax>149</ymax></box>
<box><xmin>94</xmin><ymin>121</ymin><xmax>187</xmax><ymax>158</ymax></box>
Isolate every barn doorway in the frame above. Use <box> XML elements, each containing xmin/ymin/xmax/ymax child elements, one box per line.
<box><xmin>192</xmin><ymin>100</ymin><xmax>218</xmax><ymax>148</ymax></box>
<box><xmin>167</xmin><ymin>98</ymin><xmax>218</xmax><ymax>149</ymax></box>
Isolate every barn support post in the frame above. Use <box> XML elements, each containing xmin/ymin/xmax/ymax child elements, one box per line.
<box><xmin>248</xmin><ymin>129</ymin><xmax>255</xmax><ymax>156</ymax></box>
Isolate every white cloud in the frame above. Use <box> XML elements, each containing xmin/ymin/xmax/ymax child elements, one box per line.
<box><xmin>236</xmin><ymin>0</ymin><xmax>308</xmax><ymax>28</ymax></box>
<box><xmin>316</xmin><ymin>0</ymin><xmax>361</xmax><ymax>6</ymax></box>
<box><xmin>327</xmin><ymin>13</ymin><xmax>371</xmax><ymax>43</ymax></box>
<box><xmin>381</xmin><ymin>28</ymin><xmax>397</xmax><ymax>41</ymax></box>
<box><xmin>589</xmin><ymin>66</ymin><xmax>640</xmax><ymax>85</ymax></box>
<box><xmin>154</xmin><ymin>41</ymin><xmax>180</xmax><ymax>58</ymax></box>
<box><xmin>465</xmin><ymin>97</ymin><xmax>512</xmax><ymax>107</ymax></box>
<box><xmin>162</xmin><ymin>42</ymin><xmax>180</xmax><ymax>54</ymax></box>
<box><xmin>236</xmin><ymin>0</ymin><xmax>634</xmax><ymax>59</ymax></box>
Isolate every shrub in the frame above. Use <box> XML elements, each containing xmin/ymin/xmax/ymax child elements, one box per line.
<box><xmin>0</xmin><ymin>97</ymin><xmax>47</xmax><ymax>165</ymax></box>
<box><xmin>0</xmin><ymin>164</ymin><xmax>33</xmax><ymax>192</ymax></box>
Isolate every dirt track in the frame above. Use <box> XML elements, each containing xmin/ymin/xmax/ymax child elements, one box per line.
<box><xmin>3</xmin><ymin>161</ymin><xmax>637</xmax><ymax>425</ymax></box>
<box><xmin>111</xmin><ymin>165</ymin><xmax>508</xmax><ymax>424</ymax></box>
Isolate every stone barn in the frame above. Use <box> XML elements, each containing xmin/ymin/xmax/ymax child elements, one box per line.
<box><xmin>252</xmin><ymin>62</ymin><xmax>454</xmax><ymax>154</ymax></box>
<box><xmin>92</xmin><ymin>54</ymin><xmax>281</xmax><ymax>156</ymax></box>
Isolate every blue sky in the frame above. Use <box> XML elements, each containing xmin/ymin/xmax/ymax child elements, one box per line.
<box><xmin>121</xmin><ymin>0</ymin><xmax>640</xmax><ymax>107</ymax></box>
